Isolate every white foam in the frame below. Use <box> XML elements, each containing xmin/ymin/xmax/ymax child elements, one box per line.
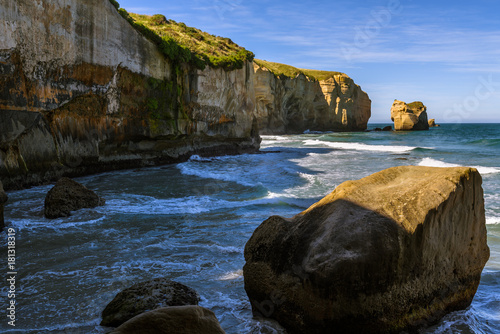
<box><xmin>418</xmin><ymin>158</ymin><xmax>500</xmax><ymax>175</ymax></box>
<box><xmin>219</xmin><ymin>269</ymin><xmax>243</xmax><ymax>280</ymax></box>
<box><xmin>189</xmin><ymin>154</ymin><xmax>213</xmax><ymax>162</ymax></box>
<box><xmin>177</xmin><ymin>163</ymin><xmax>256</xmax><ymax>187</ymax></box>
<box><xmin>303</xmin><ymin>139</ymin><xmax>418</xmax><ymax>153</ymax></box>
<box><xmin>487</xmin><ymin>217</ymin><xmax>500</xmax><ymax>225</ymax></box>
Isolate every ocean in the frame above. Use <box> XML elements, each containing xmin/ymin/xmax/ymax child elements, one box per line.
<box><xmin>1</xmin><ymin>123</ymin><xmax>499</xmax><ymax>333</ymax></box>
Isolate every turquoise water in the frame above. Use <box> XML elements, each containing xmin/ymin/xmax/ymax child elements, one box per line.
<box><xmin>1</xmin><ymin>123</ymin><xmax>499</xmax><ymax>333</ymax></box>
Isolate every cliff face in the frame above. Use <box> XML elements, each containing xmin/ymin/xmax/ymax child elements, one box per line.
<box><xmin>254</xmin><ymin>63</ymin><xmax>371</xmax><ymax>134</ymax></box>
<box><xmin>0</xmin><ymin>0</ymin><xmax>259</xmax><ymax>189</ymax></box>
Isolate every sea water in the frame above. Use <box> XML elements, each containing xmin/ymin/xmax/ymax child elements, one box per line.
<box><xmin>1</xmin><ymin>123</ymin><xmax>499</xmax><ymax>333</ymax></box>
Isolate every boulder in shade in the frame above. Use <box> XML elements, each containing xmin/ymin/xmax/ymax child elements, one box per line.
<box><xmin>108</xmin><ymin>306</ymin><xmax>225</xmax><ymax>334</ymax></box>
<box><xmin>44</xmin><ymin>177</ymin><xmax>105</xmax><ymax>218</ymax></box>
<box><xmin>101</xmin><ymin>278</ymin><xmax>200</xmax><ymax>327</ymax></box>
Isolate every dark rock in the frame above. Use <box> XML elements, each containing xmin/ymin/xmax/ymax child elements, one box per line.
<box><xmin>244</xmin><ymin>166</ymin><xmax>489</xmax><ymax>334</ymax></box>
<box><xmin>101</xmin><ymin>278</ymin><xmax>201</xmax><ymax>328</ymax></box>
<box><xmin>382</xmin><ymin>125</ymin><xmax>392</xmax><ymax>131</ymax></box>
<box><xmin>44</xmin><ymin>177</ymin><xmax>105</xmax><ymax>218</ymax></box>
<box><xmin>108</xmin><ymin>306</ymin><xmax>225</xmax><ymax>334</ymax></box>
<box><xmin>373</xmin><ymin>127</ymin><xmax>382</xmax><ymax>131</ymax></box>
<box><xmin>0</xmin><ymin>181</ymin><xmax>7</xmax><ymax>231</ymax></box>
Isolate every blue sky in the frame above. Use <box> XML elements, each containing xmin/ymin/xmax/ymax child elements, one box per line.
<box><xmin>117</xmin><ymin>0</ymin><xmax>500</xmax><ymax>123</ymax></box>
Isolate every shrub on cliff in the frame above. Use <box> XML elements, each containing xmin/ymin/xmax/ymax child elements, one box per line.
<box><xmin>108</xmin><ymin>2</ymin><xmax>254</xmax><ymax>71</ymax></box>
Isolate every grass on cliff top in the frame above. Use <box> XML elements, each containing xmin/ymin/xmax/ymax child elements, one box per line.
<box><xmin>109</xmin><ymin>1</ymin><xmax>254</xmax><ymax>71</ymax></box>
<box><xmin>254</xmin><ymin>59</ymin><xmax>345</xmax><ymax>81</ymax></box>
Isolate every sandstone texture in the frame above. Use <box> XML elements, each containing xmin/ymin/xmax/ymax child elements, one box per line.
<box><xmin>101</xmin><ymin>278</ymin><xmax>200</xmax><ymax>327</ymax></box>
<box><xmin>0</xmin><ymin>0</ymin><xmax>259</xmax><ymax>190</ymax></box>
<box><xmin>391</xmin><ymin>100</ymin><xmax>429</xmax><ymax>131</ymax></box>
<box><xmin>244</xmin><ymin>166</ymin><xmax>489</xmax><ymax>334</ymax></box>
<box><xmin>0</xmin><ymin>180</ymin><xmax>7</xmax><ymax>230</ymax></box>
<box><xmin>254</xmin><ymin>64</ymin><xmax>371</xmax><ymax>134</ymax></box>
<box><xmin>429</xmin><ymin>118</ymin><xmax>440</xmax><ymax>127</ymax></box>
<box><xmin>44</xmin><ymin>177</ymin><xmax>105</xmax><ymax>218</ymax></box>
<box><xmin>108</xmin><ymin>306</ymin><xmax>225</xmax><ymax>334</ymax></box>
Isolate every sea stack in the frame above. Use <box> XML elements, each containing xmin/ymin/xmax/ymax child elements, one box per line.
<box><xmin>244</xmin><ymin>166</ymin><xmax>489</xmax><ymax>334</ymax></box>
<box><xmin>0</xmin><ymin>180</ymin><xmax>7</xmax><ymax>231</ymax></box>
<box><xmin>428</xmin><ymin>118</ymin><xmax>440</xmax><ymax>127</ymax></box>
<box><xmin>391</xmin><ymin>100</ymin><xmax>429</xmax><ymax>130</ymax></box>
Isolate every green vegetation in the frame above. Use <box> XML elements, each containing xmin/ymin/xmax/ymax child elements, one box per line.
<box><xmin>254</xmin><ymin>59</ymin><xmax>344</xmax><ymax>81</ymax></box>
<box><xmin>407</xmin><ymin>101</ymin><xmax>425</xmax><ymax>109</ymax></box>
<box><xmin>108</xmin><ymin>1</ymin><xmax>254</xmax><ymax>71</ymax></box>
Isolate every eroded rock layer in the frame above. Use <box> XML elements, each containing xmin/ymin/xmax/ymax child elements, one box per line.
<box><xmin>0</xmin><ymin>0</ymin><xmax>259</xmax><ymax>189</ymax></box>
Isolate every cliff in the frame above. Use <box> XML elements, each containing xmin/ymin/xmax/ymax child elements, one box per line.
<box><xmin>254</xmin><ymin>60</ymin><xmax>371</xmax><ymax>134</ymax></box>
<box><xmin>0</xmin><ymin>0</ymin><xmax>259</xmax><ymax>189</ymax></box>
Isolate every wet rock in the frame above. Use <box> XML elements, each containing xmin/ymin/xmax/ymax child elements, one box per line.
<box><xmin>108</xmin><ymin>306</ymin><xmax>225</xmax><ymax>334</ymax></box>
<box><xmin>244</xmin><ymin>166</ymin><xmax>489</xmax><ymax>334</ymax></box>
<box><xmin>0</xmin><ymin>180</ymin><xmax>7</xmax><ymax>230</ymax></box>
<box><xmin>382</xmin><ymin>125</ymin><xmax>393</xmax><ymax>131</ymax></box>
<box><xmin>101</xmin><ymin>278</ymin><xmax>200</xmax><ymax>328</ymax></box>
<box><xmin>44</xmin><ymin>177</ymin><xmax>105</xmax><ymax>218</ymax></box>
<box><xmin>391</xmin><ymin>100</ymin><xmax>429</xmax><ymax>131</ymax></box>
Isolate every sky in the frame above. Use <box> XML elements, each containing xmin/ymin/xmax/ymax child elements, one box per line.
<box><xmin>117</xmin><ymin>0</ymin><xmax>500</xmax><ymax>123</ymax></box>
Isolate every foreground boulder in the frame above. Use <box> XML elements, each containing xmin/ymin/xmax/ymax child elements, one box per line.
<box><xmin>101</xmin><ymin>278</ymin><xmax>200</xmax><ymax>327</ymax></box>
<box><xmin>44</xmin><ymin>177</ymin><xmax>105</xmax><ymax>218</ymax></box>
<box><xmin>391</xmin><ymin>100</ymin><xmax>429</xmax><ymax>130</ymax></box>
<box><xmin>244</xmin><ymin>166</ymin><xmax>489</xmax><ymax>334</ymax></box>
<box><xmin>109</xmin><ymin>306</ymin><xmax>225</xmax><ymax>334</ymax></box>
<box><xmin>0</xmin><ymin>181</ymin><xmax>7</xmax><ymax>230</ymax></box>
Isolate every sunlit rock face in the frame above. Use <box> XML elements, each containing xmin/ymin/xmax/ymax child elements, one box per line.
<box><xmin>391</xmin><ymin>100</ymin><xmax>429</xmax><ymax>131</ymax></box>
<box><xmin>254</xmin><ymin>64</ymin><xmax>371</xmax><ymax>134</ymax></box>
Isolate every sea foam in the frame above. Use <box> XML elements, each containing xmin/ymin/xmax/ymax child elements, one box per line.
<box><xmin>418</xmin><ymin>158</ymin><xmax>500</xmax><ymax>175</ymax></box>
<box><xmin>303</xmin><ymin>139</ymin><xmax>420</xmax><ymax>153</ymax></box>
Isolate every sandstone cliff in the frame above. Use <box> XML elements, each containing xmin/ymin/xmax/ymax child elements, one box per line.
<box><xmin>391</xmin><ymin>100</ymin><xmax>429</xmax><ymax>131</ymax></box>
<box><xmin>244</xmin><ymin>166</ymin><xmax>489</xmax><ymax>333</ymax></box>
<box><xmin>0</xmin><ymin>0</ymin><xmax>259</xmax><ymax>189</ymax></box>
<box><xmin>254</xmin><ymin>61</ymin><xmax>371</xmax><ymax>134</ymax></box>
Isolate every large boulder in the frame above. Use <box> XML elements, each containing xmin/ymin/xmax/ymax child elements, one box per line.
<box><xmin>391</xmin><ymin>100</ymin><xmax>429</xmax><ymax>130</ymax></box>
<box><xmin>0</xmin><ymin>180</ymin><xmax>7</xmax><ymax>231</ymax></box>
<box><xmin>101</xmin><ymin>278</ymin><xmax>200</xmax><ymax>327</ymax></box>
<box><xmin>44</xmin><ymin>177</ymin><xmax>105</xmax><ymax>218</ymax></box>
<box><xmin>244</xmin><ymin>166</ymin><xmax>489</xmax><ymax>334</ymax></box>
<box><xmin>108</xmin><ymin>306</ymin><xmax>225</xmax><ymax>334</ymax></box>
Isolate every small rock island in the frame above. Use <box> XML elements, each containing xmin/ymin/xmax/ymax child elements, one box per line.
<box><xmin>391</xmin><ymin>100</ymin><xmax>429</xmax><ymax>131</ymax></box>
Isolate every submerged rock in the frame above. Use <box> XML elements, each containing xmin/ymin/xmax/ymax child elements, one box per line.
<box><xmin>108</xmin><ymin>306</ymin><xmax>225</xmax><ymax>334</ymax></box>
<box><xmin>244</xmin><ymin>166</ymin><xmax>489</xmax><ymax>334</ymax></box>
<box><xmin>391</xmin><ymin>100</ymin><xmax>429</xmax><ymax>131</ymax></box>
<box><xmin>101</xmin><ymin>278</ymin><xmax>200</xmax><ymax>327</ymax></box>
<box><xmin>0</xmin><ymin>180</ymin><xmax>7</xmax><ymax>230</ymax></box>
<box><xmin>44</xmin><ymin>177</ymin><xmax>105</xmax><ymax>218</ymax></box>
